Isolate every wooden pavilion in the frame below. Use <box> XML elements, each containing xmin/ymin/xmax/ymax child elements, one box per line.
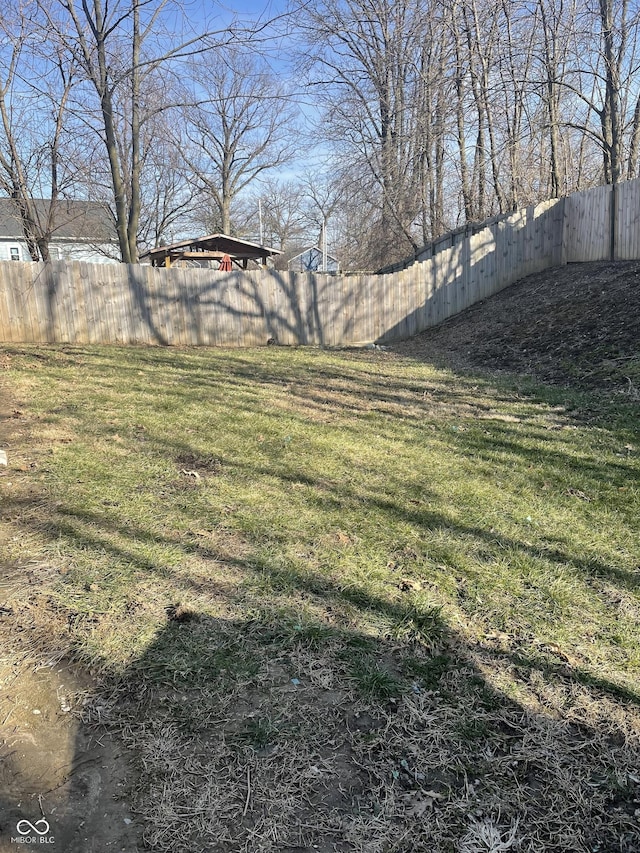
<box><xmin>141</xmin><ymin>234</ymin><xmax>282</xmax><ymax>269</ymax></box>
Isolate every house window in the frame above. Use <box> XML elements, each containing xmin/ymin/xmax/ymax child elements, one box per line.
<box><xmin>49</xmin><ymin>246</ymin><xmax>61</xmax><ymax>260</ymax></box>
<box><xmin>9</xmin><ymin>246</ymin><xmax>20</xmax><ymax>261</ymax></box>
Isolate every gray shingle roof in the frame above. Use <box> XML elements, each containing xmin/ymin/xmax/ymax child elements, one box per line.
<box><xmin>0</xmin><ymin>198</ymin><xmax>116</xmax><ymax>242</ymax></box>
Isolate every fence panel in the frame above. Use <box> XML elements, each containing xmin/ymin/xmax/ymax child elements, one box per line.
<box><xmin>616</xmin><ymin>180</ymin><xmax>640</xmax><ymax>259</ymax></box>
<box><xmin>565</xmin><ymin>184</ymin><xmax>611</xmax><ymax>262</ymax></box>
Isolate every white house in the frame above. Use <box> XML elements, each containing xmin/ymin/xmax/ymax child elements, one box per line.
<box><xmin>0</xmin><ymin>198</ymin><xmax>119</xmax><ymax>263</ymax></box>
<box><xmin>288</xmin><ymin>246</ymin><xmax>340</xmax><ymax>273</ymax></box>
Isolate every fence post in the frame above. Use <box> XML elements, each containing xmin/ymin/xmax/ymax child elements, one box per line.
<box><xmin>610</xmin><ymin>182</ymin><xmax>617</xmax><ymax>261</ymax></box>
<box><xmin>559</xmin><ymin>197</ymin><xmax>569</xmax><ymax>266</ymax></box>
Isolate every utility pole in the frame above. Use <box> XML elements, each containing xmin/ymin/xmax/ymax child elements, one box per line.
<box><xmin>322</xmin><ymin>217</ymin><xmax>327</xmax><ymax>272</ymax></box>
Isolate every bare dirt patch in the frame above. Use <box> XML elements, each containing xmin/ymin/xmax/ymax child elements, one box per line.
<box><xmin>0</xmin><ymin>640</ymin><xmax>139</xmax><ymax>853</ymax></box>
<box><xmin>392</xmin><ymin>260</ymin><xmax>640</xmax><ymax>396</ymax></box>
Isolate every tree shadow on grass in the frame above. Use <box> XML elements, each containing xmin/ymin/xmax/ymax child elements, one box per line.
<box><xmin>2</xmin><ymin>482</ymin><xmax>640</xmax><ymax>851</ymax></box>
<box><xmin>1</xmin><ymin>520</ymin><xmax>640</xmax><ymax>852</ymax></box>
<box><xmin>40</xmin><ymin>427</ymin><xmax>640</xmax><ymax>597</ymax></box>
<box><xmin>41</xmin><ymin>602</ymin><xmax>640</xmax><ymax>851</ymax></box>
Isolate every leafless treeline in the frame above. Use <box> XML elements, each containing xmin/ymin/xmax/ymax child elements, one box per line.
<box><xmin>1</xmin><ymin>0</ymin><xmax>639</xmax><ymax>267</ymax></box>
<box><xmin>303</xmin><ymin>0</ymin><xmax>640</xmax><ymax>267</ymax></box>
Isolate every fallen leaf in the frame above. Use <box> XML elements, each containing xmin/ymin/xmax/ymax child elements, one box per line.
<box><xmin>398</xmin><ymin>578</ymin><xmax>422</xmax><ymax>592</ymax></box>
<box><xmin>565</xmin><ymin>488</ymin><xmax>590</xmax><ymax>501</ymax></box>
<box><xmin>486</xmin><ymin>630</ymin><xmax>511</xmax><ymax>650</ymax></box>
<box><xmin>540</xmin><ymin>642</ymin><xmax>577</xmax><ymax>664</ymax></box>
<box><xmin>405</xmin><ymin>790</ymin><xmax>443</xmax><ymax>817</ymax></box>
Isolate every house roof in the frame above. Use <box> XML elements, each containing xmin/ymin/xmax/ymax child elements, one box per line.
<box><xmin>140</xmin><ymin>233</ymin><xmax>282</xmax><ymax>267</ymax></box>
<box><xmin>289</xmin><ymin>246</ymin><xmax>339</xmax><ymax>263</ymax></box>
<box><xmin>288</xmin><ymin>246</ymin><xmax>339</xmax><ymax>271</ymax></box>
<box><xmin>0</xmin><ymin>198</ymin><xmax>116</xmax><ymax>243</ymax></box>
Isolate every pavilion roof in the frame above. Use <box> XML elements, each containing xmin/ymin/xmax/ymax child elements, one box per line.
<box><xmin>141</xmin><ymin>233</ymin><xmax>282</xmax><ymax>267</ymax></box>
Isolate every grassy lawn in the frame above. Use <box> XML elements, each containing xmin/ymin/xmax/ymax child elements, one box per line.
<box><xmin>1</xmin><ymin>342</ymin><xmax>639</xmax><ymax>852</ymax></box>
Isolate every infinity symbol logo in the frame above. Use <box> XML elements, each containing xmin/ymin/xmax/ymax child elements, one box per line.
<box><xmin>16</xmin><ymin>818</ymin><xmax>50</xmax><ymax>835</ymax></box>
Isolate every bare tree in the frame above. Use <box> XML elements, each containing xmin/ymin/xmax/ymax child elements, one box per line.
<box><xmin>295</xmin><ymin>0</ymin><xmax>640</xmax><ymax>266</ymax></box>
<box><xmin>250</xmin><ymin>178</ymin><xmax>308</xmax><ymax>250</ymax></box>
<box><xmin>450</xmin><ymin>0</ymin><xmax>474</xmax><ymax>221</ymax></box>
<box><xmin>0</xmin><ymin>1</ymin><xmax>76</xmax><ymax>260</ymax></box>
<box><xmin>413</xmin><ymin>5</ymin><xmax>454</xmax><ymax>239</ymax></box>
<box><xmin>536</xmin><ymin>0</ymin><xmax>569</xmax><ymax>198</ymax></box>
<box><xmin>179</xmin><ymin>48</ymin><xmax>297</xmax><ymax>236</ymax></box>
<box><xmin>41</xmin><ymin>0</ymin><xmax>151</xmax><ymax>262</ymax></box>
<box><xmin>298</xmin><ymin>0</ymin><xmax>432</xmax><ymax>266</ymax></box>
<box><xmin>7</xmin><ymin>0</ymin><xmax>640</xmax><ymax>274</ymax></box>
<box><xmin>296</xmin><ymin>169</ymin><xmax>345</xmax><ymax>251</ymax></box>
<box><xmin>596</xmin><ymin>0</ymin><xmax>640</xmax><ymax>184</ymax></box>
<box><xmin>136</xmin><ymin>113</ymin><xmax>197</xmax><ymax>249</ymax></box>
<box><xmin>41</xmin><ymin>0</ymin><xmax>278</xmax><ymax>261</ymax></box>
<box><xmin>556</xmin><ymin>0</ymin><xmax>640</xmax><ymax>185</ymax></box>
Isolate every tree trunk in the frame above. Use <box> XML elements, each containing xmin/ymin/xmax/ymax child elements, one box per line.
<box><xmin>452</xmin><ymin>6</ymin><xmax>473</xmax><ymax>221</ymax></box>
<box><xmin>539</xmin><ymin>0</ymin><xmax>563</xmax><ymax>198</ymax></box>
<box><xmin>627</xmin><ymin>94</ymin><xmax>640</xmax><ymax>178</ymax></box>
<box><xmin>599</xmin><ymin>0</ymin><xmax>624</xmax><ymax>184</ymax></box>
<box><xmin>127</xmin><ymin>0</ymin><xmax>142</xmax><ymax>263</ymax></box>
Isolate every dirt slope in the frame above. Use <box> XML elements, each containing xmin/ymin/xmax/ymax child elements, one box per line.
<box><xmin>392</xmin><ymin>260</ymin><xmax>640</xmax><ymax>396</ymax></box>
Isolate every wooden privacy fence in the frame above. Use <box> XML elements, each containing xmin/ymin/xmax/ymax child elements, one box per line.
<box><xmin>0</xmin><ymin>178</ymin><xmax>638</xmax><ymax>348</ymax></box>
<box><xmin>564</xmin><ymin>179</ymin><xmax>640</xmax><ymax>261</ymax></box>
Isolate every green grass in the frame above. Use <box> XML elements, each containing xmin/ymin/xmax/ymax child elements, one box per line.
<box><xmin>2</xmin><ymin>342</ymin><xmax>639</xmax><ymax>851</ymax></box>
<box><xmin>348</xmin><ymin>657</ymin><xmax>401</xmax><ymax>699</ymax></box>
<box><xmin>2</xmin><ymin>343</ymin><xmax>638</xmax><ymax>692</ymax></box>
